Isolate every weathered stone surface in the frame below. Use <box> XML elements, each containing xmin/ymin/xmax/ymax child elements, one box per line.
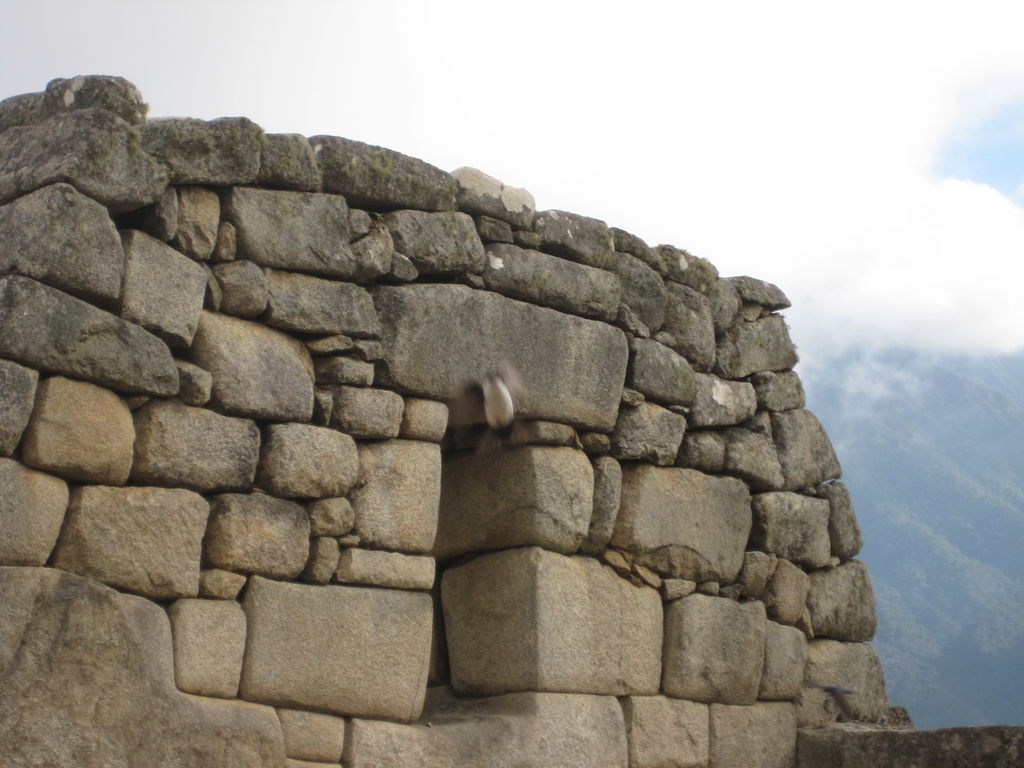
<box><xmin>0</xmin><ymin>275</ymin><xmax>178</xmax><ymax>395</ymax></box>
<box><xmin>190</xmin><ymin>311</ymin><xmax>315</xmax><ymax>422</ymax></box>
<box><xmin>723</xmin><ymin>427</ymin><xmax>786</xmax><ymax>490</ymax></box>
<box><xmin>451</xmin><ymin>166</ymin><xmax>536</xmax><ymax>228</ymax></box>
<box><xmin>0</xmin><ymin>567</ymin><xmax>286</xmax><ymax>768</ymax></box>
<box><xmin>0</xmin><ymin>109</ymin><xmax>167</xmax><ymax>212</ymax></box>
<box><xmin>738</xmin><ymin>550</ymin><xmax>778</xmax><ymax>599</ymax></box>
<box><xmin>610</xmin><ymin>402</ymin><xmax>686</xmax><ymax>465</ymax></box>
<box><xmin>310</xmin><ymin>134</ymin><xmax>457</xmax><ymax>211</ymax></box>
<box><xmin>314</xmin><ymin>355</ymin><xmax>374</xmax><ymax>386</ymax></box>
<box><xmin>771</xmin><ymin>409</ymin><xmax>842</xmax><ymax>490</ymax></box>
<box><xmin>131</xmin><ymin>399</ymin><xmax>260</xmax><ymax>492</ymax></box>
<box><xmin>32</xmin><ymin>75</ymin><xmax>147</xmax><ymax>125</ymax></box>
<box><xmin>383</xmin><ymin>209</ymin><xmax>485</xmax><ymax>275</ymax></box>
<box><xmin>709</xmin><ymin>702</ymin><xmax>796</xmax><ymax>768</ymax></box>
<box><xmin>175</xmin><ymin>360</ymin><xmax>212</xmax><ymax>406</ymax></box>
<box><xmin>676</xmin><ymin>430</ymin><xmax>726</xmax><ymax>472</ymax></box>
<box><xmin>168</xmin><ymin>598</ymin><xmax>246</xmax><ymax>698</ymax></box>
<box><xmin>443</xmin><ymin>547</ymin><xmax>662</xmax><ymax>695</ymax></box>
<box><xmin>628</xmin><ymin>338</ymin><xmax>696</xmax><ymax>405</ymax></box>
<box><xmin>142</xmin><ymin>116</ymin><xmax>263</xmax><ymax>185</ymax></box>
<box><xmin>580</xmin><ymin>455</ymin><xmax>622</xmax><ymax>555</ymax></box>
<box><xmin>259</xmin><ymin>133</ymin><xmax>321</xmax><ymax>191</ymax></box>
<box><xmin>716</xmin><ymin>314</ymin><xmax>798</xmax><ymax>378</ymax></box>
<box><xmin>763</xmin><ymin>558</ymin><xmax>810</xmax><ymax>625</ymax></box>
<box><xmin>127</xmin><ymin>185</ymin><xmax>178</xmax><ymax>242</ymax></box>
<box><xmin>806</xmin><ymin>560</ymin><xmax>877</xmax><ymax>641</ymax></box>
<box><xmin>663</xmin><ymin>594</ymin><xmax>766</xmax><ymax>704</ymax></box>
<box><xmin>350</xmin><ymin>439</ymin><xmax>441</xmax><ymax>553</ymax></box>
<box><xmin>688</xmin><ymin>373</ymin><xmax>757</xmax><ymax>428</ymax></box>
<box><xmin>659</xmin><ymin>283</ymin><xmax>716</xmax><ymax>371</ymax></box>
<box><xmin>612</xmin><ymin>465</ymin><xmax>752</xmax><ymax>581</ymax></box>
<box><xmin>436</xmin><ymin>446</ymin><xmax>593</xmax><ymax>558</ymax></box>
<box><xmin>0</xmin><ymin>183</ymin><xmax>124</xmax><ymax>306</ymax></box>
<box><xmin>335</xmin><ymin>548</ymin><xmax>435</xmax><ymax>590</ymax></box>
<box><xmin>121</xmin><ymin>229</ymin><xmax>207</xmax><ymax>346</ymax></box>
<box><xmin>199</xmin><ymin>568</ymin><xmax>247</xmax><ymax>600</ymax></box>
<box><xmin>709</xmin><ymin>277</ymin><xmax>741</xmax><ymax>334</ymax></box>
<box><xmin>662</xmin><ymin>578</ymin><xmax>698</xmax><ymax>601</ymax></box>
<box><xmin>611</xmin><ymin>227</ymin><xmax>652</xmax><ymax>261</ymax></box>
<box><xmin>265</xmin><ymin>269</ymin><xmax>380</xmax><ymax>337</ymax></box>
<box><xmin>349</xmin><ymin>223</ymin><xmax>393</xmax><ymax>274</ymax></box>
<box><xmin>278</xmin><ymin>708</ymin><xmax>345</xmax><ymax>763</ymax></box>
<box><xmin>169</xmin><ymin>185</ymin><xmax>219</xmax><ymax>260</ymax></box>
<box><xmin>308</xmin><ymin>496</ymin><xmax>354</xmax><ymax>536</ymax></box>
<box><xmin>752</xmin><ymin>370</ymin><xmax>806</xmax><ymax>412</ymax></box>
<box><xmin>620</xmin><ymin>696</ymin><xmax>709</xmax><ymax>768</ymax></box>
<box><xmin>532</xmin><ymin>209</ymin><xmax>614</xmax><ymax>269</ymax></box>
<box><xmin>346</xmin><ymin>688</ymin><xmax>627</xmax><ymax>768</ymax></box>
<box><xmin>750</xmin><ymin>492</ymin><xmax>831</xmax><ymax>569</ymax></box>
<box><xmin>759</xmin><ymin>621</ymin><xmax>807</xmax><ymax>700</ymax></box>
<box><xmin>0</xmin><ymin>360</ymin><xmax>37</xmax><ymax>456</ymax></box>
<box><xmin>257</xmin><ymin>423</ymin><xmax>359</xmax><ymax>499</ymax></box>
<box><xmin>375</xmin><ymin>284</ymin><xmax>628</xmax><ymax>431</ymax></box>
<box><xmin>610</xmin><ymin>253</ymin><xmax>666</xmax><ymax>333</ymax></box>
<box><xmin>400</xmin><ymin>397</ymin><xmax>448</xmax><ymax>441</ymax></box>
<box><xmin>817</xmin><ymin>481</ymin><xmax>863</xmax><ymax>561</ymax></box>
<box><xmin>306</xmin><ymin>333</ymin><xmax>354</xmax><ymax>356</ymax></box>
<box><xmin>0</xmin><ymin>458</ymin><xmax>67</xmax><ymax>566</ymax></box>
<box><xmin>52</xmin><ymin>485</ymin><xmax>207</xmax><ymax>599</ymax></box>
<box><xmin>205</xmin><ymin>493</ymin><xmax>310</xmax><ymax>579</ymax></box>
<box><xmin>21</xmin><ymin>375</ymin><xmax>134</xmax><ymax>484</ymax></box>
<box><xmin>475</xmin><ymin>213</ymin><xmax>514</xmax><ymax>242</ymax></box>
<box><xmin>240</xmin><ymin>576</ymin><xmax>432</xmax><ymax>720</ymax></box>
<box><xmin>729</xmin><ymin>276</ymin><xmax>791</xmax><ymax>310</ymax></box>
<box><xmin>213</xmin><ymin>219</ymin><xmax>236</xmax><ymax>260</ymax></box>
<box><xmin>302</xmin><ymin>536</ymin><xmax>341</xmax><ymax>584</ymax></box>
<box><xmin>481</xmin><ymin>243</ymin><xmax>621</xmax><ymax>321</ymax></box>
<box><xmin>799</xmin><ymin>640</ymin><xmax>890</xmax><ymax>724</ymax></box>
<box><xmin>329</xmin><ymin>385</ymin><xmax>404</xmax><ymax>438</ymax></box>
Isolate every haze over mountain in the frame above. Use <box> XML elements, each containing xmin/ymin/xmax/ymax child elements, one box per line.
<box><xmin>804</xmin><ymin>349</ymin><xmax>1024</xmax><ymax>729</ymax></box>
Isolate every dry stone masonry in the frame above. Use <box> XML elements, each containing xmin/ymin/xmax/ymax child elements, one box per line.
<box><xmin>2</xmin><ymin>75</ymin><xmax>1016</xmax><ymax>768</ymax></box>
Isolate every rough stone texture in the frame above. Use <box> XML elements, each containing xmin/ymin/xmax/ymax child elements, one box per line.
<box><xmin>277</xmin><ymin>708</ymin><xmax>345</xmax><ymax>763</ymax></box>
<box><xmin>314</xmin><ymin>355</ymin><xmax>374</xmax><ymax>386</ymax></box>
<box><xmin>662</xmin><ymin>594</ymin><xmax>766</xmax><ymax>704</ymax></box>
<box><xmin>335</xmin><ymin>548</ymin><xmax>436</xmax><ymax>590</ymax></box>
<box><xmin>0</xmin><ymin>458</ymin><xmax>68</xmax><ymax>566</ymax></box>
<box><xmin>375</xmin><ymin>284</ymin><xmax>628</xmax><ymax>431</ymax></box>
<box><xmin>750</xmin><ymin>492</ymin><xmax>831</xmax><ymax>569</ymax></box>
<box><xmin>168</xmin><ymin>598</ymin><xmax>246</xmax><ymax>698</ymax></box>
<box><xmin>752</xmin><ymin>370</ymin><xmax>806</xmax><ymax>412</ymax></box>
<box><xmin>175</xmin><ymin>360</ymin><xmax>212</xmax><ymax>406</ymax></box>
<box><xmin>0</xmin><ymin>109</ymin><xmax>167</xmax><ymax>212</ymax></box>
<box><xmin>383</xmin><ymin>209</ymin><xmax>485</xmax><ymax>275</ymax></box>
<box><xmin>580</xmin><ymin>455</ymin><xmax>622</xmax><ymax>555</ymax></box>
<box><xmin>475</xmin><ymin>213</ymin><xmax>515</xmax><ymax>244</ymax></box>
<box><xmin>806</xmin><ymin>560</ymin><xmax>877</xmax><ymax>641</ymax></box>
<box><xmin>771</xmin><ymin>409</ymin><xmax>842</xmax><ymax>491</ymax></box>
<box><xmin>759</xmin><ymin>621</ymin><xmax>807</xmax><ymax>700</ymax></box>
<box><xmin>659</xmin><ymin>283</ymin><xmax>715</xmax><ymax>371</ymax></box>
<box><xmin>259</xmin><ymin>133</ymin><xmax>321</xmax><ymax>191</ymax></box>
<box><xmin>302</xmin><ymin>536</ymin><xmax>341</xmax><ymax>585</ymax></box>
<box><xmin>0</xmin><ymin>275</ymin><xmax>179</xmax><ymax>396</ymax></box>
<box><xmin>682</xmin><ymin>428</ymin><xmax>786</xmax><ymax>491</ymax></box>
<box><xmin>716</xmin><ymin>314</ymin><xmax>798</xmax><ymax>379</ymax></box>
<box><xmin>306</xmin><ymin>333</ymin><xmax>354</xmax><ymax>356</ymax></box>
<box><xmin>610</xmin><ymin>253</ymin><xmax>666</xmax><ymax>333</ymax></box>
<box><xmin>709</xmin><ymin>702</ymin><xmax>796</xmax><ymax>768</ymax></box>
<box><xmin>131</xmin><ymin>399</ymin><xmax>260</xmax><ymax>492</ymax></box>
<box><xmin>310</xmin><ymin>134</ymin><xmax>457</xmax><ymax>211</ymax></box>
<box><xmin>129</xmin><ymin>185</ymin><xmax>178</xmax><ymax>242</ymax></box>
<box><xmin>213</xmin><ymin>220</ymin><xmax>236</xmax><ymax>260</ymax></box>
<box><xmin>142</xmin><ymin>116</ymin><xmax>263</xmax><ymax>185</ymax></box>
<box><xmin>52</xmin><ymin>485</ymin><xmax>208</xmax><ymax>599</ymax></box>
<box><xmin>257</xmin><ymin>423</ymin><xmax>359</xmax><ymax>498</ymax></box>
<box><xmin>532</xmin><ymin>209</ymin><xmax>614</xmax><ymax>269</ymax></box>
<box><xmin>0</xmin><ymin>359</ymin><xmax>38</xmax><ymax>456</ymax></box>
<box><xmin>345</xmin><ymin>688</ymin><xmax>628</xmax><ymax>768</ymax></box>
<box><xmin>443</xmin><ymin>547</ymin><xmax>662</xmax><ymax>696</ymax></box>
<box><xmin>329</xmin><ymin>385</ymin><xmax>404</xmax><ymax>438</ymax></box>
<box><xmin>240</xmin><ymin>576</ymin><xmax>433</xmax><ymax>721</ymax></box>
<box><xmin>400</xmin><ymin>397</ymin><xmax>448</xmax><ymax>441</ymax></box>
<box><xmin>350</xmin><ymin>224</ymin><xmax>393</xmax><ymax>275</ymax></box>
<box><xmin>350</xmin><ymin>439</ymin><xmax>441</xmax><ymax>553</ymax></box>
<box><xmin>612</xmin><ymin>465</ymin><xmax>752</xmax><ymax>582</ymax></box>
<box><xmin>610</xmin><ymin>402</ymin><xmax>686</xmax><ymax>465</ymax></box>
<box><xmin>817</xmin><ymin>481</ymin><xmax>863</xmax><ymax>561</ymax></box>
<box><xmin>729</xmin><ymin>276</ymin><xmax>791</xmax><ymax>310</ymax></box>
<box><xmin>628</xmin><ymin>337</ymin><xmax>696</xmax><ymax>405</ymax></box>
<box><xmin>451</xmin><ymin>166</ymin><xmax>536</xmax><ymax>228</ymax></box>
<box><xmin>0</xmin><ymin>182</ymin><xmax>124</xmax><ymax>306</ymax></box>
<box><xmin>436</xmin><ymin>446</ymin><xmax>593</xmax><ymax>559</ymax></box>
<box><xmin>190</xmin><ymin>311</ymin><xmax>315</xmax><ymax>422</ymax></box>
<box><xmin>199</xmin><ymin>568</ymin><xmax>246</xmax><ymax>600</ymax></box>
<box><xmin>763</xmin><ymin>558</ymin><xmax>810</xmax><ymax>625</ymax></box>
<box><xmin>799</xmin><ymin>640</ymin><xmax>890</xmax><ymax>723</ymax></box>
<box><xmin>35</xmin><ymin>75</ymin><xmax>148</xmax><ymax>125</ymax></box>
<box><xmin>481</xmin><ymin>243</ymin><xmax>621</xmax><ymax>321</ymax></box>
<box><xmin>621</xmin><ymin>696</ymin><xmax>709</xmax><ymax>768</ymax></box>
<box><xmin>205</xmin><ymin>493</ymin><xmax>310</xmax><ymax>579</ymax></box>
<box><xmin>308</xmin><ymin>496</ymin><xmax>354</xmax><ymax>536</ymax></box>
<box><xmin>688</xmin><ymin>373</ymin><xmax>757</xmax><ymax>428</ymax></box>
<box><xmin>709</xmin><ymin>277</ymin><xmax>741</xmax><ymax>334</ymax></box>
<box><xmin>265</xmin><ymin>269</ymin><xmax>380</xmax><ymax>337</ymax></box>
<box><xmin>738</xmin><ymin>550</ymin><xmax>778</xmax><ymax>599</ymax></box>
<box><xmin>0</xmin><ymin>568</ymin><xmax>286</xmax><ymax>768</ymax></box>
<box><xmin>662</xmin><ymin>578</ymin><xmax>698</xmax><ymax>601</ymax></box>
<box><xmin>172</xmin><ymin>186</ymin><xmax>219</xmax><ymax>259</ymax></box>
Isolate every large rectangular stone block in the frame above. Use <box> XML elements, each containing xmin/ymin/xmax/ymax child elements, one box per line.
<box><xmin>240</xmin><ymin>576</ymin><xmax>433</xmax><ymax>721</ymax></box>
<box><xmin>771</xmin><ymin>409</ymin><xmax>841</xmax><ymax>491</ymax></box>
<box><xmin>798</xmin><ymin>640</ymin><xmax>890</xmax><ymax>724</ymax></box>
<box><xmin>621</xmin><ymin>695</ymin><xmax>708</xmax><ymax>768</ymax></box>
<box><xmin>715</xmin><ymin>314</ymin><xmax>798</xmax><ymax>379</ymax></box>
<box><xmin>265</xmin><ymin>270</ymin><xmax>380</xmax><ymax>337</ymax></box>
<box><xmin>612</xmin><ymin>465</ymin><xmax>751</xmax><ymax>582</ymax></box>
<box><xmin>709</xmin><ymin>702</ymin><xmax>796</xmax><ymax>768</ymax></box>
<box><xmin>374</xmin><ymin>284</ymin><xmax>628</xmax><ymax>431</ymax></box>
<box><xmin>750</xmin><ymin>492</ymin><xmax>831</xmax><ymax>569</ymax></box>
<box><xmin>806</xmin><ymin>560</ymin><xmax>877</xmax><ymax>641</ymax></box>
<box><xmin>168</xmin><ymin>598</ymin><xmax>246</xmax><ymax>698</ymax></box>
<box><xmin>436</xmin><ymin>446</ymin><xmax>593</xmax><ymax>559</ymax></box>
<box><xmin>0</xmin><ymin>458</ymin><xmax>68</xmax><ymax>566</ymax></box>
<box><xmin>442</xmin><ymin>547</ymin><xmax>662</xmax><ymax>696</ymax></box>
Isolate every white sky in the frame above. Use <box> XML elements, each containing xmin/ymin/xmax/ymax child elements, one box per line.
<box><xmin>5</xmin><ymin>0</ymin><xmax>1024</xmax><ymax>364</ymax></box>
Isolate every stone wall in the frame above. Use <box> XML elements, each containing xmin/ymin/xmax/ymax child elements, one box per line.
<box><xmin>0</xmin><ymin>75</ymin><xmax>891</xmax><ymax>768</ymax></box>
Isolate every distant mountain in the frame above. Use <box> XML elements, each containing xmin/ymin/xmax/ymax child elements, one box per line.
<box><xmin>803</xmin><ymin>348</ymin><xmax>1024</xmax><ymax>729</ymax></box>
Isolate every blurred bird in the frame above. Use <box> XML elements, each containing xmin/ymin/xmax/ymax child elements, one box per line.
<box><xmin>808</xmin><ymin>681</ymin><xmax>857</xmax><ymax>722</ymax></box>
<box><xmin>447</xmin><ymin>364</ymin><xmax>526</xmax><ymax>454</ymax></box>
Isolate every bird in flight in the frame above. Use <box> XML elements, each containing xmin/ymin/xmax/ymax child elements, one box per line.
<box><xmin>447</xmin><ymin>363</ymin><xmax>527</xmax><ymax>455</ymax></box>
<box><xmin>807</xmin><ymin>681</ymin><xmax>857</xmax><ymax>722</ymax></box>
